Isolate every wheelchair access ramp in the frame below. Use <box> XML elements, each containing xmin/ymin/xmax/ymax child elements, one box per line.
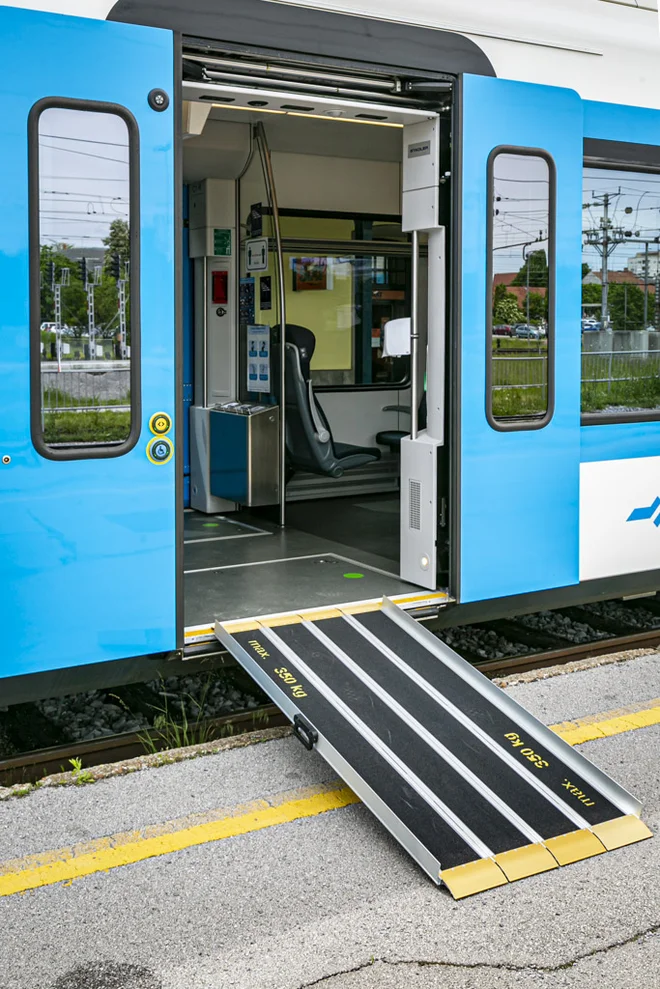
<box><xmin>214</xmin><ymin>598</ymin><xmax>652</xmax><ymax>898</ymax></box>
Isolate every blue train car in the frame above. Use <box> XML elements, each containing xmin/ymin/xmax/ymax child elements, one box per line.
<box><xmin>2</xmin><ymin>0</ymin><xmax>660</xmax><ymax>702</ymax></box>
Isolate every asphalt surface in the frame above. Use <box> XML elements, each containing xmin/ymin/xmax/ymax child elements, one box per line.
<box><xmin>0</xmin><ymin>655</ymin><xmax>658</xmax><ymax>989</ymax></box>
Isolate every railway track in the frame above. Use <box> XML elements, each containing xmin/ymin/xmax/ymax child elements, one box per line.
<box><xmin>0</xmin><ymin>704</ymin><xmax>289</xmax><ymax>788</ymax></box>
<box><xmin>2</xmin><ymin>598</ymin><xmax>659</xmax><ymax>788</ymax></box>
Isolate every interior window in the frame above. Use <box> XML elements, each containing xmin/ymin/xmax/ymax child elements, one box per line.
<box><xmin>287</xmin><ymin>250</ymin><xmax>410</xmax><ymax>388</ymax></box>
<box><xmin>487</xmin><ymin>150</ymin><xmax>554</xmax><ymax>428</ymax></box>
<box><xmin>582</xmin><ymin>165</ymin><xmax>660</xmax><ymax>419</ymax></box>
<box><xmin>248</xmin><ymin>211</ymin><xmax>411</xmax><ymax>388</ymax></box>
<box><xmin>32</xmin><ymin>104</ymin><xmax>136</xmax><ymax>454</ymax></box>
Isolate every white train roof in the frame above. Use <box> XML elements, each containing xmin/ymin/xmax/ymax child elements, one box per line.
<box><xmin>3</xmin><ymin>0</ymin><xmax>660</xmax><ymax>109</ymax></box>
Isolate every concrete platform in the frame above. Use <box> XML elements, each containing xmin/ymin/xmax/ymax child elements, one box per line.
<box><xmin>0</xmin><ymin>654</ymin><xmax>658</xmax><ymax>989</ymax></box>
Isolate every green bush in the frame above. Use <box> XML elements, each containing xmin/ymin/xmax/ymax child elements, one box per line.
<box><xmin>43</xmin><ymin>410</ymin><xmax>130</xmax><ymax>445</ymax></box>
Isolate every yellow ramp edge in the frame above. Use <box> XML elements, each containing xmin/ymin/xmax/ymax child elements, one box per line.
<box><xmin>220</xmin><ymin>618</ymin><xmax>261</xmax><ymax>634</ymax></box>
<box><xmin>297</xmin><ymin>608</ymin><xmax>344</xmax><ymax>622</ymax></box>
<box><xmin>543</xmin><ymin>828</ymin><xmax>606</xmax><ymax>865</ymax></box>
<box><xmin>493</xmin><ymin>842</ymin><xmax>558</xmax><ymax>882</ymax></box>
<box><xmin>591</xmin><ymin>814</ymin><xmax>653</xmax><ymax>851</ymax></box>
<box><xmin>260</xmin><ymin>614</ymin><xmax>303</xmax><ymax>628</ymax></box>
<box><xmin>440</xmin><ymin>857</ymin><xmax>508</xmax><ymax>899</ymax></box>
<box><xmin>341</xmin><ymin>601</ymin><xmax>382</xmax><ymax>615</ymax></box>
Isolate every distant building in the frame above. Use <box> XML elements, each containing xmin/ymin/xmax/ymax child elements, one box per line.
<box><xmin>627</xmin><ymin>251</ymin><xmax>660</xmax><ymax>280</ymax></box>
<box><xmin>492</xmin><ymin>272</ymin><xmax>547</xmax><ymax>304</ymax></box>
<box><xmin>583</xmin><ymin>269</ymin><xmax>655</xmax><ymax>291</ymax></box>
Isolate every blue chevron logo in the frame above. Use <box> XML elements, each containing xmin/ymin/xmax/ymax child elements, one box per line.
<box><xmin>627</xmin><ymin>496</ymin><xmax>660</xmax><ymax>527</ymax></box>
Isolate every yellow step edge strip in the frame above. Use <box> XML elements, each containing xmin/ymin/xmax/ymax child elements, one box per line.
<box><xmin>202</xmin><ymin>590</ymin><xmax>451</xmax><ymax>639</ymax></box>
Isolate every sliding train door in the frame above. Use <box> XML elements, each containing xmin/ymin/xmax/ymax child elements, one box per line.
<box><xmin>456</xmin><ymin>75</ymin><xmax>583</xmax><ymax>603</ymax></box>
<box><xmin>0</xmin><ymin>7</ymin><xmax>177</xmax><ymax>679</ymax></box>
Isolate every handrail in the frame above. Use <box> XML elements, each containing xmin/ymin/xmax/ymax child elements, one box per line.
<box><xmin>254</xmin><ymin>122</ymin><xmax>287</xmax><ymax>527</ymax></box>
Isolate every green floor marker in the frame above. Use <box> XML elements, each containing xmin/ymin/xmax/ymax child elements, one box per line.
<box><xmin>343</xmin><ymin>572</ymin><xmax>364</xmax><ymax>579</ymax></box>
<box><xmin>202</xmin><ymin>522</ymin><xmax>220</xmax><ymax>528</ymax></box>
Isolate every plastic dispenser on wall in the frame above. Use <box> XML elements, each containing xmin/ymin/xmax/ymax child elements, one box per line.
<box><xmin>399</xmin><ymin>118</ymin><xmax>446</xmax><ymax>591</ymax></box>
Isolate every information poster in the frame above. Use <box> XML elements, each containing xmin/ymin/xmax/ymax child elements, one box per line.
<box><xmin>250</xmin><ymin>203</ymin><xmax>263</xmax><ymax>238</ymax></box>
<box><xmin>260</xmin><ymin>275</ymin><xmax>272</xmax><ymax>310</ymax></box>
<box><xmin>247</xmin><ymin>324</ymin><xmax>271</xmax><ymax>393</ymax></box>
<box><xmin>239</xmin><ymin>277</ymin><xmax>255</xmax><ymax>324</ymax></box>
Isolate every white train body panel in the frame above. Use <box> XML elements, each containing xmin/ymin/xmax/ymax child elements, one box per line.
<box><xmin>1</xmin><ymin>0</ymin><xmax>660</xmax><ymax>108</ymax></box>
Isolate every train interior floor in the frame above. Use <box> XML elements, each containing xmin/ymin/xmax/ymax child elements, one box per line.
<box><xmin>183</xmin><ymin>494</ymin><xmax>423</xmax><ymax>628</ymax></box>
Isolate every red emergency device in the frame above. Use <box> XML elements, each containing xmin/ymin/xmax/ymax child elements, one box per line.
<box><xmin>211</xmin><ymin>270</ymin><xmax>228</xmax><ymax>304</ymax></box>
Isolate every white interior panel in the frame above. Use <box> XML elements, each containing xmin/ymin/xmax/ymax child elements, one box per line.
<box><xmin>236</xmin><ymin>151</ymin><xmax>401</xmax><ymax>214</ymax></box>
<box><xmin>320</xmin><ymin>387</ymin><xmax>412</xmax><ymax>448</ymax></box>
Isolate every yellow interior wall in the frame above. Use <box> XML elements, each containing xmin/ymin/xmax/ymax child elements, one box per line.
<box><xmin>248</xmin><ymin>217</ymin><xmax>356</xmax><ymax>371</ymax></box>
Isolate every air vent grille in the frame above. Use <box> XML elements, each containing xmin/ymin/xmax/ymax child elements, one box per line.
<box><xmin>409</xmin><ymin>479</ymin><xmax>421</xmax><ymax>530</ymax></box>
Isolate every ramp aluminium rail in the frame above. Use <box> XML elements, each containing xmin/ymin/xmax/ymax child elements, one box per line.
<box><xmin>215</xmin><ymin>597</ymin><xmax>652</xmax><ymax>898</ymax></box>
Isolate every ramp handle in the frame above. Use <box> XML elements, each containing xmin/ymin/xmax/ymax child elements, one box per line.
<box><xmin>293</xmin><ymin>715</ymin><xmax>318</xmax><ymax>751</ymax></box>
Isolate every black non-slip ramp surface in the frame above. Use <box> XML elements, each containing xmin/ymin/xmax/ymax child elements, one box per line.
<box><xmin>215</xmin><ymin>598</ymin><xmax>653</xmax><ymax>898</ymax></box>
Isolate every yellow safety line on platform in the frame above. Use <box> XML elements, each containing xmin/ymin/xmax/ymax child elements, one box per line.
<box><xmin>0</xmin><ymin>699</ymin><xmax>657</xmax><ymax>898</ymax></box>
<box><xmin>0</xmin><ymin>783</ymin><xmax>359</xmax><ymax>898</ymax></box>
<box><xmin>550</xmin><ymin>698</ymin><xmax>660</xmax><ymax>745</ymax></box>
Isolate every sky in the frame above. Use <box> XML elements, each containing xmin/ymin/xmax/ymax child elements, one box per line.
<box><xmin>582</xmin><ymin>166</ymin><xmax>660</xmax><ymax>274</ymax></box>
<box><xmin>38</xmin><ymin>106</ymin><xmax>130</xmax><ymax>252</ymax></box>
<box><xmin>492</xmin><ymin>152</ymin><xmax>550</xmax><ymax>276</ymax></box>
<box><xmin>492</xmin><ymin>154</ymin><xmax>660</xmax><ymax>279</ymax></box>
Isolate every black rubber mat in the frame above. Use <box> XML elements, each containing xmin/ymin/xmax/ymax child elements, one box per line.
<box><xmin>230</xmin><ymin>627</ymin><xmax>478</xmax><ymax>870</ymax></box>
<box><xmin>276</xmin><ymin>622</ymin><xmax>530</xmax><ymax>855</ymax></box>
<box><xmin>316</xmin><ymin>616</ymin><xmax>576</xmax><ymax>840</ymax></box>
<box><xmin>357</xmin><ymin>610</ymin><xmax>622</xmax><ymax>826</ymax></box>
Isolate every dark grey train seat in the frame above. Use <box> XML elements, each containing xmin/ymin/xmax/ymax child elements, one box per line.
<box><xmin>282</xmin><ymin>324</ymin><xmax>381</xmax><ymax>478</ymax></box>
<box><xmin>376</xmin><ymin>392</ymin><xmax>427</xmax><ymax>451</ymax></box>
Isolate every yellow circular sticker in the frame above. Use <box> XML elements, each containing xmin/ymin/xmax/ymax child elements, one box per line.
<box><xmin>149</xmin><ymin>412</ymin><xmax>172</xmax><ymax>435</ymax></box>
<box><xmin>147</xmin><ymin>436</ymin><xmax>174</xmax><ymax>465</ymax></box>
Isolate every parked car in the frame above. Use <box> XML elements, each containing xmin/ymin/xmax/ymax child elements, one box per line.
<box><xmin>493</xmin><ymin>324</ymin><xmax>514</xmax><ymax>336</ymax></box>
<box><xmin>582</xmin><ymin>320</ymin><xmax>601</xmax><ymax>331</ymax></box>
<box><xmin>514</xmin><ymin>323</ymin><xmax>540</xmax><ymax>339</ymax></box>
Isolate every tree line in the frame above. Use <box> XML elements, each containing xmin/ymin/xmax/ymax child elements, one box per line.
<box><xmin>493</xmin><ymin>251</ymin><xmax>655</xmax><ymax>330</ymax></box>
<box><xmin>40</xmin><ymin>219</ymin><xmax>130</xmax><ymax>337</ymax></box>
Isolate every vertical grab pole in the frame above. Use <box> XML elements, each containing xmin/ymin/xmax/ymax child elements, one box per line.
<box><xmin>201</xmin><ymin>261</ymin><xmax>208</xmax><ymax>409</ymax></box>
<box><xmin>255</xmin><ymin>122</ymin><xmax>287</xmax><ymax>528</ymax></box>
<box><xmin>410</xmin><ymin>230</ymin><xmax>420</xmax><ymax>440</ymax></box>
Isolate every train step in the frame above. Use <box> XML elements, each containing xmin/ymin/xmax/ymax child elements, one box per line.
<box><xmin>214</xmin><ymin>597</ymin><xmax>652</xmax><ymax>898</ymax></box>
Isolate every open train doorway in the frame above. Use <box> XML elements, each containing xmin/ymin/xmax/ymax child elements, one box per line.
<box><xmin>180</xmin><ymin>57</ymin><xmax>453</xmax><ymax>643</ymax></box>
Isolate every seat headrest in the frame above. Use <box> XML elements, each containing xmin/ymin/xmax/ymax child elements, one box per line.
<box><xmin>282</xmin><ymin>324</ymin><xmax>316</xmax><ymax>381</ymax></box>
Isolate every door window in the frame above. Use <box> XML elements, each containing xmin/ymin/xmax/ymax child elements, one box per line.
<box><xmin>30</xmin><ymin>100</ymin><xmax>139</xmax><ymax>457</ymax></box>
<box><xmin>487</xmin><ymin>148</ymin><xmax>555</xmax><ymax>429</ymax></box>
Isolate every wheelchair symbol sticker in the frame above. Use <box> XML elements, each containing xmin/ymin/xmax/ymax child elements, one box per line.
<box><xmin>147</xmin><ymin>436</ymin><xmax>174</xmax><ymax>465</ymax></box>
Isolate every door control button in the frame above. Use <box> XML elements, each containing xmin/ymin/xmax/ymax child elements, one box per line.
<box><xmin>149</xmin><ymin>412</ymin><xmax>172</xmax><ymax>435</ymax></box>
<box><xmin>147</xmin><ymin>436</ymin><xmax>173</xmax><ymax>465</ymax></box>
